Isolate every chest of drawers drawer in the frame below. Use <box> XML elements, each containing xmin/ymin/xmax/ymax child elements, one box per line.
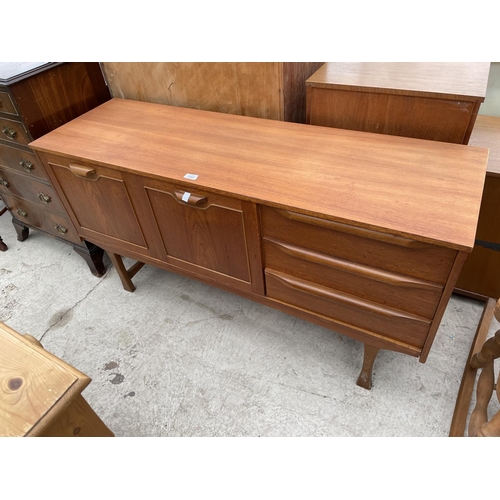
<box><xmin>0</xmin><ymin>117</ymin><xmax>31</xmax><ymax>145</ymax></box>
<box><xmin>0</xmin><ymin>91</ymin><xmax>17</xmax><ymax>116</ymax></box>
<box><xmin>0</xmin><ymin>193</ymin><xmax>81</xmax><ymax>245</ymax></box>
<box><xmin>0</xmin><ymin>143</ymin><xmax>49</xmax><ymax>180</ymax></box>
<box><xmin>0</xmin><ymin>166</ymin><xmax>66</xmax><ymax>215</ymax></box>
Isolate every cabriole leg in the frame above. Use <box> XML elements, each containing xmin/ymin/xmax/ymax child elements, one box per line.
<box><xmin>356</xmin><ymin>343</ymin><xmax>380</xmax><ymax>390</ymax></box>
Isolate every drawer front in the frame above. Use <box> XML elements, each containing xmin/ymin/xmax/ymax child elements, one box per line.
<box><xmin>0</xmin><ymin>143</ymin><xmax>48</xmax><ymax>181</ymax></box>
<box><xmin>263</xmin><ymin>238</ymin><xmax>443</xmax><ymax>319</ymax></box>
<box><xmin>0</xmin><ymin>167</ymin><xmax>66</xmax><ymax>215</ymax></box>
<box><xmin>0</xmin><ymin>117</ymin><xmax>31</xmax><ymax>145</ymax></box>
<box><xmin>265</xmin><ymin>269</ymin><xmax>431</xmax><ymax>350</ymax></box>
<box><xmin>1</xmin><ymin>193</ymin><xmax>81</xmax><ymax>244</ymax></box>
<box><xmin>260</xmin><ymin>206</ymin><xmax>456</xmax><ymax>284</ymax></box>
<box><xmin>0</xmin><ymin>91</ymin><xmax>18</xmax><ymax>116</ymax></box>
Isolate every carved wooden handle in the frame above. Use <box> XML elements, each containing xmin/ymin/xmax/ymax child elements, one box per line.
<box><xmin>69</xmin><ymin>164</ymin><xmax>96</xmax><ymax>178</ymax></box>
<box><xmin>174</xmin><ymin>190</ymin><xmax>207</xmax><ymax>206</ymax></box>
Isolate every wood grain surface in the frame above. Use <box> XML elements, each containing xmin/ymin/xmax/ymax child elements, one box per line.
<box><xmin>469</xmin><ymin>115</ymin><xmax>500</xmax><ymax>176</ymax></box>
<box><xmin>305</xmin><ymin>62</ymin><xmax>490</xmax><ymax>100</ymax></box>
<box><xmin>0</xmin><ymin>322</ymin><xmax>89</xmax><ymax>437</ymax></box>
<box><xmin>101</xmin><ymin>62</ymin><xmax>322</xmax><ymax>122</ymax></box>
<box><xmin>30</xmin><ymin>98</ymin><xmax>488</xmax><ymax>252</ymax></box>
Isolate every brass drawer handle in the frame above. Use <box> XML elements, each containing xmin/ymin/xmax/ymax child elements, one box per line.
<box><xmin>20</xmin><ymin>159</ymin><xmax>34</xmax><ymax>172</ymax></box>
<box><xmin>55</xmin><ymin>224</ymin><xmax>68</xmax><ymax>235</ymax></box>
<box><xmin>2</xmin><ymin>126</ymin><xmax>17</xmax><ymax>140</ymax></box>
<box><xmin>0</xmin><ymin>177</ymin><xmax>9</xmax><ymax>188</ymax></box>
<box><xmin>16</xmin><ymin>209</ymin><xmax>27</xmax><ymax>218</ymax></box>
<box><xmin>69</xmin><ymin>164</ymin><xmax>96</xmax><ymax>178</ymax></box>
<box><xmin>174</xmin><ymin>190</ymin><xmax>207</xmax><ymax>206</ymax></box>
<box><xmin>37</xmin><ymin>192</ymin><xmax>51</xmax><ymax>204</ymax></box>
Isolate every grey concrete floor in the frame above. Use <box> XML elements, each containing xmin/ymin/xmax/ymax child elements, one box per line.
<box><xmin>1</xmin><ymin>207</ymin><xmax>499</xmax><ymax>437</ymax></box>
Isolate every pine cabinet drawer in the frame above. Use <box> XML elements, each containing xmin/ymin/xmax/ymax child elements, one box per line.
<box><xmin>0</xmin><ymin>193</ymin><xmax>81</xmax><ymax>244</ymax></box>
<box><xmin>260</xmin><ymin>206</ymin><xmax>456</xmax><ymax>284</ymax></box>
<box><xmin>265</xmin><ymin>269</ymin><xmax>431</xmax><ymax>350</ymax></box>
<box><xmin>0</xmin><ymin>167</ymin><xmax>66</xmax><ymax>215</ymax></box>
<box><xmin>263</xmin><ymin>238</ymin><xmax>443</xmax><ymax>319</ymax></box>
<box><xmin>0</xmin><ymin>117</ymin><xmax>31</xmax><ymax>145</ymax></box>
<box><xmin>0</xmin><ymin>143</ymin><xmax>48</xmax><ymax>181</ymax></box>
<box><xmin>0</xmin><ymin>91</ymin><xmax>17</xmax><ymax>116</ymax></box>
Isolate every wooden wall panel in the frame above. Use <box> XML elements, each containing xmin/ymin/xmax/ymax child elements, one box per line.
<box><xmin>100</xmin><ymin>62</ymin><xmax>323</xmax><ymax>122</ymax></box>
<box><xmin>101</xmin><ymin>62</ymin><xmax>283</xmax><ymax>119</ymax></box>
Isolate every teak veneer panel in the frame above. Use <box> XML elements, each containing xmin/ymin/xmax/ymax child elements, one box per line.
<box><xmin>306</xmin><ymin>62</ymin><xmax>490</xmax><ymax>144</ymax></box>
<box><xmin>30</xmin><ymin>98</ymin><xmax>488</xmax><ymax>252</ymax></box>
<box><xmin>305</xmin><ymin>62</ymin><xmax>490</xmax><ymax>100</ymax></box>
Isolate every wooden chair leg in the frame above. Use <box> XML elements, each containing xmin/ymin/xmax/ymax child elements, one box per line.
<box><xmin>356</xmin><ymin>343</ymin><xmax>380</xmax><ymax>390</ymax></box>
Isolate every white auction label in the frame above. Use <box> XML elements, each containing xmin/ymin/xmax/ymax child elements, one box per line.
<box><xmin>182</xmin><ymin>192</ymin><xmax>191</xmax><ymax>202</ymax></box>
<box><xmin>184</xmin><ymin>173</ymin><xmax>198</xmax><ymax>180</ymax></box>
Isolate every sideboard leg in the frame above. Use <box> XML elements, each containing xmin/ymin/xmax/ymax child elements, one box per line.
<box><xmin>73</xmin><ymin>241</ymin><xmax>107</xmax><ymax>277</ymax></box>
<box><xmin>0</xmin><ymin>236</ymin><xmax>7</xmax><ymax>251</ymax></box>
<box><xmin>356</xmin><ymin>343</ymin><xmax>380</xmax><ymax>390</ymax></box>
<box><xmin>12</xmin><ymin>218</ymin><xmax>29</xmax><ymax>241</ymax></box>
<box><xmin>108</xmin><ymin>252</ymin><xmax>138</xmax><ymax>292</ymax></box>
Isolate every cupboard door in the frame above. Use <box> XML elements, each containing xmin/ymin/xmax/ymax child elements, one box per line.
<box><xmin>44</xmin><ymin>156</ymin><xmax>149</xmax><ymax>253</ymax></box>
<box><xmin>143</xmin><ymin>179</ymin><xmax>262</xmax><ymax>293</ymax></box>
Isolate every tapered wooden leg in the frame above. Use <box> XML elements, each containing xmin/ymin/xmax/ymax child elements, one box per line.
<box><xmin>12</xmin><ymin>218</ymin><xmax>29</xmax><ymax>241</ymax></box>
<box><xmin>73</xmin><ymin>241</ymin><xmax>106</xmax><ymax>277</ymax></box>
<box><xmin>107</xmin><ymin>252</ymin><xmax>145</xmax><ymax>292</ymax></box>
<box><xmin>356</xmin><ymin>343</ymin><xmax>380</xmax><ymax>390</ymax></box>
<box><xmin>0</xmin><ymin>236</ymin><xmax>7</xmax><ymax>251</ymax></box>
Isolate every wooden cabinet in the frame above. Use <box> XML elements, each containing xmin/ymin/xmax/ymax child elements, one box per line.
<box><xmin>306</xmin><ymin>62</ymin><xmax>490</xmax><ymax>144</ymax></box>
<box><xmin>0</xmin><ymin>62</ymin><xmax>111</xmax><ymax>276</ymax></box>
<box><xmin>456</xmin><ymin>116</ymin><xmax>500</xmax><ymax>298</ymax></box>
<box><xmin>0</xmin><ymin>321</ymin><xmax>113</xmax><ymax>437</ymax></box>
<box><xmin>31</xmin><ymin>98</ymin><xmax>488</xmax><ymax>390</ymax></box>
<box><xmin>101</xmin><ymin>62</ymin><xmax>323</xmax><ymax>123</ymax></box>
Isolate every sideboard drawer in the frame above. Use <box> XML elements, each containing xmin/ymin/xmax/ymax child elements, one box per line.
<box><xmin>0</xmin><ymin>193</ymin><xmax>81</xmax><ymax>244</ymax></box>
<box><xmin>0</xmin><ymin>143</ymin><xmax>48</xmax><ymax>181</ymax></box>
<box><xmin>0</xmin><ymin>91</ymin><xmax>17</xmax><ymax>116</ymax></box>
<box><xmin>0</xmin><ymin>117</ymin><xmax>31</xmax><ymax>145</ymax></box>
<box><xmin>260</xmin><ymin>206</ymin><xmax>456</xmax><ymax>284</ymax></box>
<box><xmin>263</xmin><ymin>237</ymin><xmax>443</xmax><ymax>319</ymax></box>
<box><xmin>265</xmin><ymin>269</ymin><xmax>431</xmax><ymax>349</ymax></box>
<box><xmin>0</xmin><ymin>166</ymin><xmax>66</xmax><ymax>215</ymax></box>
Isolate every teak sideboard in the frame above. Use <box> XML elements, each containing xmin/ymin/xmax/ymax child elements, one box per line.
<box><xmin>30</xmin><ymin>98</ymin><xmax>488</xmax><ymax>389</ymax></box>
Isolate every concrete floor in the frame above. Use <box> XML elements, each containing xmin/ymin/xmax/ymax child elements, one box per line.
<box><xmin>1</xmin><ymin>208</ymin><xmax>499</xmax><ymax>437</ymax></box>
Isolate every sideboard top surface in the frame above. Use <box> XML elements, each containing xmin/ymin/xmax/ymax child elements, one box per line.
<box><xmin>30</xmin><ymin>98</ymin><xmax>488</xmax><ymax>251</ymax></box>
<box><xmin>306</xmin><ymin>62</ymin><xmax>491</xmax><ymax>101</ymax></box>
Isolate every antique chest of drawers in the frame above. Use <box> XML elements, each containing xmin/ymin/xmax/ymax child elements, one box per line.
<box><xmin>0</xmin><ymin>62</ymin><xmax>110</xmax><ymax>275</ymax></box>
<box><xmin>30</xmin><ymin>98</ymin><xmax>488</xmax><ymax>389</ymax></box>
<box><xmin>306</xmin><ymin>62</ymin><xmax>490</xmax><ymax>144</ymax></box>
